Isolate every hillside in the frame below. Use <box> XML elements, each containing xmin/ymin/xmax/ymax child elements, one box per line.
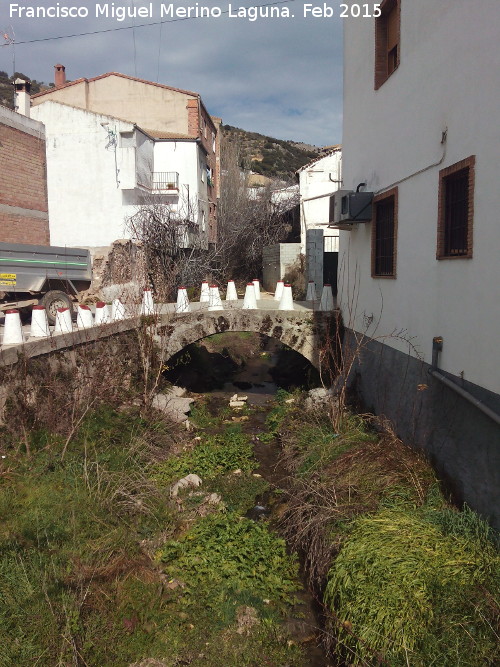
<box><xmin>222</xmin><ymin>124</ymin><xmax>321</xmax><ymax>180</ymax></box>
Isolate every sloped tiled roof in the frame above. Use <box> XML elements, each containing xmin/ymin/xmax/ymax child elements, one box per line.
<box><xmin>295</xmin><ymin>145</ymin><xmax>342</xmax><ymax>174</ymax></box>
<box><xmin>32</xmin><ymin>71</ymin><xmax>199</xmax><ymax>100</ymax></box>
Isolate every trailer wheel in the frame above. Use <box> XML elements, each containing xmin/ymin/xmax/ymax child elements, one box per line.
<box><xmin>40</xmin><ymin>290</ymin><xmax>73</xmax><ymax>325</ymax></box>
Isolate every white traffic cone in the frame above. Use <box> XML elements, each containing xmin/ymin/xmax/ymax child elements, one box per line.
<box><xmin>242</xmin><ymin>283</ymin><xmax>257</xmax><ymax>309</ymax></box>
<box><xmin>319</xmin><ymin>284</ymin><xmax>335</xmax><ymax>311</ymax></box>
<box><xmin>306</xmin><ymin>281</ymin><xmax>317</xmax><ymax>301</ymax></box>
<box><xmin>30</xmin><ymin>305</ymin><xmax>50</xmax><ymax>338</ymax></box>
<box><xmin>77</xmin><ymin>304</ymin><xmax>93</xmax><ymax>329</ymax></box>
<box><xmin>253</xmin><ymin>279</ymin><xmax>261</xmax><ymax>301</ymax></box>
<box><xmin>176</xmin><ymin>287</ymin><xmax>191</xmax><ymax>313</ymax></box>
<box><xmin>54</xmin><ymin>307</ymin><xmax>73</xmax><ymax>334</ymax></box>
<box><xmin>226</xmin><ymin>280</ymin><xmax>238</xmax><ymax>301</ymax></box>
<box><xmin>3</xmin><ymin>309</ymin><xmax>24</xmax><ymax>345</ymax></box>
<box><xmin>278</xmin><ymin>283</ymin><xmax>294</xmax><ymax>311</ymax></box>
<box><xmin>111</xmin><ymin>298</ymin><xmax>126</xmax><ymax>321</ymax></box>
<box><xmin>274</xmin><ymin>280</ymin><xmax>284</xmax><ymax>301</ymax></box>
<box><xmin>208</xmin><ymin>285</ymin><xmax>223</xmax><ymax>311</ymax></box>
<box><xmin>95</xmin><ymin>301</ymin><xmax>110</xmax><ymax>325</ymax></box>
<box><xmin>140</xmin><ymin>289</ymin><xmax>155</xmax><ymax>315</ymax></box>
<box><xmin>200</xmin><ymin>281</ymin><xmax>210</xmax><ymax>303</ymax></box>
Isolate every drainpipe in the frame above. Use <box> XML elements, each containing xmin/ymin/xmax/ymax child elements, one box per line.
<box><xmin>428</xmin><ymin>336</ymin><xmax>500</xmax><ymax>426</ymax></box>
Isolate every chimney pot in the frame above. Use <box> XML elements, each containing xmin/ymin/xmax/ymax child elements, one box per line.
<box><xmin>54</xmin><ymin>63</ymin><xmax>66</xmax><ymax>88</ymax></box>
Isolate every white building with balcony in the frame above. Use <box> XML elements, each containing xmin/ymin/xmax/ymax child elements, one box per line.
<box><xmin>30</xmin><ymin>100</ymin><xmax>209</xmax><ymax>248</ymax></box>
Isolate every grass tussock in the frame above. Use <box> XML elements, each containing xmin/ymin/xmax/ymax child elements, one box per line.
<box><xmin>325</xmin><ymin>505</ymin><xmax>500</xmax><ymax>666</ymax></box>
<box><xmin>274</xmin><ymin>397</ymin><xmax>499</xmax><ymax>666</ymax></box>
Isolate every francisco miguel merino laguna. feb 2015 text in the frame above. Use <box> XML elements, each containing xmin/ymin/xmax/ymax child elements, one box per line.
<box><xmin>9</xmin><ymin>2</ymin><xmax>361</xmax><ymax>21</ymax></box>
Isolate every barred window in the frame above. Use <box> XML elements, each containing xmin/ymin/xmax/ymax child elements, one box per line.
<box><xmin>437</xmin><ymin>157</ymin><xmax>475</xmax><ymax>259</ymax></box>
<box><xmin>372</xmin><ymin>188</ymin><xmax>398</xmax><ymax>278</ymax></box>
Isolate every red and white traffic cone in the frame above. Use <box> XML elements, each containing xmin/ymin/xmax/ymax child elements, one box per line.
<box><xmin>54</xmin><ymin>307</ymin><xmax>73</xmax><ymax>334</ymax></box>
<box><xmin>242</xmin><ymin>283</ymin><xmax>257</xmax><ymax>309</ymax></box>
<box><xmin>111</xmin><ymin>298</ymin><xmax>126</xmax><ymax>321</ymax></box>
<box><xmin>30</xmin><ymin>305</ymin><xmax>50</xmax><ymax>338</ymax></box>
<box><xmin>226</xmin><ymin>280</ymin><xmax>238</xmax><ymax>301</ymax></box>
<box><xmin>176</xmin><ymin>287</ymin><xmax>191</xmax><ymax>313</ymax></box>
<box><xmin>319</xmin><ymin>284</ymin><xmax>335</xmax><ymax>311</ymax></box>
<box><xmin>2</xmin><ymin>309</ymin><xmax>24</xmax><ymax>345</ymax></box>
<box><xmin>200</xmin><ymin>281</ymin><xmax>210</xmax><ymax>303</ymax></box>
<box><xmin>95</xmin><ymin>301</ymin><xmax>110</xmax><ymax>325</ymax></box>
<box><xmin>208</xmin><ymin>285</ymin><xmax>223</xmax><ymax>311</ymax></box>
<box><xmin>140</xmin><ymin>289</ymin><xmax>155</xmax><ymax>315</ymax></box>
<box><xmin>278</xmin><ymin>284</ymin><xmax>294</xmax><ymax>311</ymax></box>
<box><xmin>77</xmin><ymin>304</ymin><xmax>93</xmax><ymax>329</ymax></box>
<box><xmin>306</xmin><ymin>281</ymin><xmax>317</xmax><ymax>301</ymax></box>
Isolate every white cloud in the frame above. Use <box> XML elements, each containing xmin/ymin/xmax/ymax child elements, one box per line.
<box><xmin>1</xmin><ymin>1</ymin><xmax>343</xmax><ymax>145</ymax></box>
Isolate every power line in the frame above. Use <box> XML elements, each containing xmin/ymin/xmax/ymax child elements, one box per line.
<box><xmin>0</xmin><ymin>1</ymin><xmax>295</xmax><ymax>47</ymax></box>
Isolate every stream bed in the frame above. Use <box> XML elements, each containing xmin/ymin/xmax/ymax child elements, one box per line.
<box><xmin>166</xmin><ymin>333</ymin><xmax>330</xmax><ymax>665</ymax></box>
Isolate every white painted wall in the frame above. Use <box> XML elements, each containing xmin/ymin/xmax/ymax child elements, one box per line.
<box><xmin>340</xmin><ymin>0</ymin><xmax>500</xmax><ymax>394</ymax></box>
<box><xmin>31</xmin><ymin>100</ymin><xmax>207</xmax><ymax>249</ymax></box>
<box><xmin>298</xmin><ymin>151</ymin><xmax>342</xmax><ymax>252</ymax></box>
<box><xmin>31</xmin><ymin>100</ymin><xmax>154</xmax><ymax>247</ymax></box>
<box><xmin>153</xmin><ymin>140</ymin><xmax>209</xmax><ymax>240</ymax></box>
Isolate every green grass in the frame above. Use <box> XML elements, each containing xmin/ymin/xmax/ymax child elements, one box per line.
<box><xmin>154</xmin><ymin>424</ymin><xmax>255</xmax><ymax>485</ymax></box>
<box><xmin>325</xmin><ymin>503</ymin><xmax>500</xmax><ymax>666</ymax></box>
<box><xmin>0</xmin><ymin>403</ymin><xmax>307</xmax><ymax>665</ymax></box>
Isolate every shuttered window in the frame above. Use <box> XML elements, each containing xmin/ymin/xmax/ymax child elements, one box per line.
<box><xmin>375</xmin><ymin>0</ymin><xmax>400</xmax><ymax>89</ymax></box>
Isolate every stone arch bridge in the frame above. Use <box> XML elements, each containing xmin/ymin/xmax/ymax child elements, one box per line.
<box><xmin>0</xmin><ymin>305</ymin><xmax>339</xmax><ymax>372</ymax></box>
<box><xmin>159</xmin><ymin>308</ymin><xmax>337</xmax><ymax>371</ymax></box>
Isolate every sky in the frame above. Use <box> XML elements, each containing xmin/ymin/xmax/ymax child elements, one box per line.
<box><xmin>0</xmin><ymin>1</ymin><xmax>343</xmax><ymax>146</ymax></box>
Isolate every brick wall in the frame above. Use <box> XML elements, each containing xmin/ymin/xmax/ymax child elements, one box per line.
<box><xmin>0</xmin><ymin>107</ymin><xmax>50</xmax><ymax>245</ymax></box>
<box><xmin>0</xmin><ymin>213</ymin><xmax>50</xmax><ymax>245</ymax></box>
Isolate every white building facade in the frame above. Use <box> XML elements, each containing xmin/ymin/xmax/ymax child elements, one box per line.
<box><xmin>340</xmin><ymin>0</ymin><xmax>500</xmax><ymax>527</ymax></box>
<box><xmin>30</xmin><ymin>101</ymin><xmax>209</xmax><ymax>248</ymax></box>
<box><xmin>297</xmin><ymin>148</ymin><xmax>342</xmax><ymax>253</ymax></box>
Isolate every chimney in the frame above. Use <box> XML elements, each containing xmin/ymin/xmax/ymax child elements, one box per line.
<box><xmin>54</xmin><ymin>63</ymin><xmax>66</xmax><ymax>88</ymax></box>
<box><xmin>14</xmin><ymin>79</ymin><xmax>31</xmax><ymax>117</ymax></box>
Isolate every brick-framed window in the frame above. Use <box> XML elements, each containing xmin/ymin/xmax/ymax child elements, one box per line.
<box><xmin>372</xmin><ymin>187</ymin><xmax>398</xmax><ymax>278</ymax></box>
<box><xmin>437</xmin><ymin>156</ymin><xmax>475</xmax><ymax>259</ymax></box>
<box><xmin>375</xmin><ymin>0</ymin><xmax>400</xmax><ymax>90</ymax></box>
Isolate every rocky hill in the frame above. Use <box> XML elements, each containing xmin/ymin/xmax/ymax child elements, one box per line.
<box><xmin>222</xmin><ymin>124</ymin><xmax>321</xmax><ymax>180</ymax></box>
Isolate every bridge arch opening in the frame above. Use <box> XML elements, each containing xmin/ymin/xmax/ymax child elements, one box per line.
<box><xmin>162</xmin><ymin>331</ymin><xmax>321</xmax><ymax>397</ymax></box>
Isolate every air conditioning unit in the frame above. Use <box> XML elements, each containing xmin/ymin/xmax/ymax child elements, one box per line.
<box><xmin>329</xmin><ymin>190</ymin><xmax>374</xmax><ymax>225</ymax></box>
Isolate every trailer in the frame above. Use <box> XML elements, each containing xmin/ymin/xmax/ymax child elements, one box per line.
<box><xmin>0</xmin><ymin>242</ymin><xmax>92</xmax><ymax>324</ymax></box>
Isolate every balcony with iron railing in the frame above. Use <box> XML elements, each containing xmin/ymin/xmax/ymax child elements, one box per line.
<box><xmin>151</xmin><ymin>172</ymin><xmax>179</xmax><ymax>193</ymax></box>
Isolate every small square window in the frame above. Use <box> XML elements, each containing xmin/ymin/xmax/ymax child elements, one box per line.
<box><xmin>372</xmin><ymin>187</ymin><xmax>398</xmax><ymax>278</ymax></box>
<box><xmin>375</xmin><ymin>0</ymin><xmax>400</xmax><ymax>89</ymax></box>
<box><xmin>437</xmin><ymin>156</ymin><xmax>475</xmax><ymax>259</ymax></box>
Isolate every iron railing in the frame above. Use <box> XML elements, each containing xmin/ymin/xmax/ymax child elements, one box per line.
<box><xmin>151</xmin><ymin>172</ymin><xmax>179</xmax><ymax>191</ymax></box>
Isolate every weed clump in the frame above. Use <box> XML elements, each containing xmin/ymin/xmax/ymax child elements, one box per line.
<box><xmin>158</xmin><ymin>511</ymin><xmax>299</xmax><ymax>619</ymax></box>
<box><xmin>154</xmin><ymin>425</ymin><xmax>255</xmax><ymax>485</ymax></box>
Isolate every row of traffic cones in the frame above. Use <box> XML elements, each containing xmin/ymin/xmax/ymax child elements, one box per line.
<box><xmin>1</xmin><ymin>289</ymin><xmax>157</xmax><ymax>347</ymax></box>
<box><xmin>174</xmin><ymin>280</ymin><xmax>335</xmax><ymax>313</ymax></box>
